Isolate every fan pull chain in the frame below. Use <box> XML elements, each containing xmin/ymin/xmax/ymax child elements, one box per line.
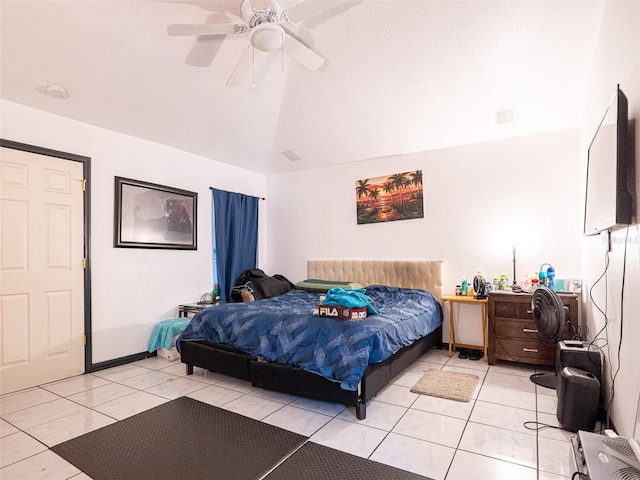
<box><xmin>251</xmin><ymin>45</ymin><xmax>256</xmax><ymax>88</ymax></box>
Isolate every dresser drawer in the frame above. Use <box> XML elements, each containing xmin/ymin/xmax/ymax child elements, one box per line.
<box><xmin>488</xmin><ymin>291</ymin><xmax>579</xmax><ymax>366</ymax></box>
<box><xmin>493</xmin><ymin>337</ymin><xmax>556</xmax><ymax>364</ymax></box>
<box><xmin>494</xmin><ymin>318</ymin><xmax>545</xmax><ymax>340</ymax></box>
<box><xmin>492</xmin><ymin>301</ymin><xmax>533</xmax><ymax>320</ymax></box>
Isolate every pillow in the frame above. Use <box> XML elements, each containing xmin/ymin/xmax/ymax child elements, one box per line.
<box><xmin>295</xmin><ymin>279</ymin><xmax>366</xmax><ymax>293</ymax></box>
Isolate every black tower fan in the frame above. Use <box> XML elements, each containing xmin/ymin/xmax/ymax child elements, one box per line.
<box><xmin>529</xmin><ymin>286</ymin><xmax>569</xmax><ymax>389</ymax></box>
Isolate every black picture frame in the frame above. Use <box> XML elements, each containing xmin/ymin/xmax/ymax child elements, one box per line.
<box><xmin>114</xmin><ymin>177</ymin><xmax>197</xmax><ymax>250</ymax></box>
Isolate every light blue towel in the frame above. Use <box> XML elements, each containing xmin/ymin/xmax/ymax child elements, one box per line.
<box><xmin>322</xmin><ymin>287</ymin><xmax>379</xmax><ymax>315</ymax></box>
<box><xmin>148</xmin><ymin>318</ymin><xmax>190</xmax><ymax>352</ymax></box>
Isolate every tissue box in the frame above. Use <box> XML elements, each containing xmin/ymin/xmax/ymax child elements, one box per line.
<box><xmin>318</xmin><ymin>304</ymin><xmax>367</xmax><ymax>320</ymax></box>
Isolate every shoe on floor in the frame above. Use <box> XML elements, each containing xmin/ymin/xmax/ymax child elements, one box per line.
<box><xmin>468</xmin><ymin>350</ymin><xmax>483</xmax><ymax>361</ymax></box>
<box><xmin>458</xmin><ymin>348</ymin><xmax>471</xmax><ymax>359</ymax></box>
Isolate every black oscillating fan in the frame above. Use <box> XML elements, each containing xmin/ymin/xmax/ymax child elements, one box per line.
<box><xmin>473</xmin><ymin>274</ymin><xmax>487</xmax><ymax>299</ymax></box>
<box><xmin>529</xmin><ymin>287</ymin><xmax>569</xmax><ymax>389</ymax></box>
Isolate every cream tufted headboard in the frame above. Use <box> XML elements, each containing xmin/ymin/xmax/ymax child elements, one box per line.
<box><xmin>307</xmin><ymin>260</ymin><xmax>444</xmax><ymax>300</ymax></box>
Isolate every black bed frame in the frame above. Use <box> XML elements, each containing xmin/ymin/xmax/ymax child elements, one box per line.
<box><xmin>180</xmin><ymin>326</ymin><xmax>442</xmax><ymax>420</ymax></box>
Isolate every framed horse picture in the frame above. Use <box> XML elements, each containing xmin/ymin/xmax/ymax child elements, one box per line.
<box><xmin>114</xmin><ymin>177</ymin><xmax>197</xmax><ymax>249</ymax></box>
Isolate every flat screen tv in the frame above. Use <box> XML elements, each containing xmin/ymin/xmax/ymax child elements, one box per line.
<box><xmin>583</xmin><ymin>85</ymin><xmax>633</xmax><ymax>236</ymax></box>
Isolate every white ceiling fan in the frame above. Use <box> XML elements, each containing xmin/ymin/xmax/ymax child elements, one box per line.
<box><xmin>167</xmin><ymin>0</ymin><xmax>349</xmax><ymax>86</ymax></box>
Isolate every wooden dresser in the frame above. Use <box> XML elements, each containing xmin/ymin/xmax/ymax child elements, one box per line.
<box><xmin>488</xmin><ymin>290</ymin><xmax>579</xmax><ymax>366</ymax></box>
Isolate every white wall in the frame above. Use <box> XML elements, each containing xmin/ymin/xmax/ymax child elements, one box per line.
<box><xmin>3</xmin><ymin>1</ymin><xmax>636</xmax><ymax>436</ymax></box>
<box><xmin>580</xmin><ymin>1</ymin><xmax>640</xmax><ymax>438</ymax></box>
<box><xmin>0</xmin><ymin>99</ymin><xmax>267</xmax><ymax>364</ymax></box>
<box><xmin>267</xmin><ymin>129</ymin><xmax>582</xmax><ymax>346</ymax></box>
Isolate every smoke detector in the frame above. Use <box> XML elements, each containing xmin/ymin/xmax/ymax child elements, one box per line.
<box><xmin>46</xmin><ymin>84</ymin><xmax>70</xmax><ymax>100</ymax></box>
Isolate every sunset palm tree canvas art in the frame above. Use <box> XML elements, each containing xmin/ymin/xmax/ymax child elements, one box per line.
<box><xmin>355</xmin><ymin>170</ymin><xmax>424</xmax><ymax>224</ymax></box>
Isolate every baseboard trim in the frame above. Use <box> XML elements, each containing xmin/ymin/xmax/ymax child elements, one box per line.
<box><xmin>89</xmin><ymin>351</ymin><xmax>157</xmax><ymax>372</ymax></box>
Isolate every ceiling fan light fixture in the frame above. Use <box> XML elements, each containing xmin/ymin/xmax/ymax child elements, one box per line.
<box><xmin>250</xmin><ymin>23</ymin><xmax>284</xmax><ymax>52</ymax></box>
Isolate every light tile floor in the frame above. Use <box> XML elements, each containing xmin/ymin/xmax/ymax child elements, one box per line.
<box><xmin>0</xmin><ymin>348</ymin><xmax>577</xmax><ymax>480</ymax></box>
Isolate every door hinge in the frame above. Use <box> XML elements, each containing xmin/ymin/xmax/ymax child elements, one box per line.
<box><xmin>83</xmin><ymin>334</ymin><xmax>87</xmax><ymax>346</ymax></box>
<box><xmin>82</xmin><ymin>258</ymin><xmax>87</xmax><ymax>268</ymax></box>
<box><xmin>82</xmin><ymin>179</ymin><xmax>86</xmax><ymax>192</ymax></box>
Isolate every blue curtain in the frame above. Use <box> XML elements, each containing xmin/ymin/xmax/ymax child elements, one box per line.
<box><xmin>212</xmin><ymin>189</ymin><xmax>259</xmax><ymax>302</ymax></box>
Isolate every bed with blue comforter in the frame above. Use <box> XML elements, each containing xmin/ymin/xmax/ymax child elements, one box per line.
<box><xmin>177</xmin><ymin>285</ymin><xmax>442</xmax><ymax>419</ymax></box>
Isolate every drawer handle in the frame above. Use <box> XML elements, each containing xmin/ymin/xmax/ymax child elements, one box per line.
<box><xmin>523</xmin><ymin>348</ymin><xmax>539</xmax><ymax>353</ymax></box>
<box><xmin>526</xmin><ymin>310</ymin><xmax>533</xmax><ymax>314</ymax></box>
<box><xmin>523</xmin><ymin>328</ymin><xmax>539</xmax><ymax>333</ymax></box>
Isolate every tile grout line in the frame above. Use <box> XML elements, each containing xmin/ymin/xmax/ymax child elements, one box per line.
<box><xmin>365</xmin><ymin>386</ymin><xmax>421</xmax><ymax>461</ymax></box>
<box><xmin>441</xmin><ymin>352</ymin><xmax>490</xmax><ymax>479</ymax></box>
<box><xmin>535</xmin><ymin>383</ymin><xmax>540</xmax><ymax>480</ymax></box>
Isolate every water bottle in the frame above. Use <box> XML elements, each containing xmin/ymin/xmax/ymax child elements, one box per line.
<box><xmin>547</xmin><ymin>267</ymin><xmax>556</xmax><ymax>291</ymax></box>
<box><xmin>461</xmin><ymin>276</ymin><xmax>467</xmax><ymax>297</ymax></box>
<box><xmin>212</xmin><ymin>284</ymin><xmax>221</xmax><ymax>303</ymax></box>
<box><xmin>538</xmin><ymin>270</ymin><xmax>547</xmax><ymax>289</ymax></box>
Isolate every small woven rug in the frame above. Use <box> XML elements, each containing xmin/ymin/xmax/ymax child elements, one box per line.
<box><xmin>410</xmin><ymin>368</ymin><xmax>479</xmax><ymax>402</ymax></box>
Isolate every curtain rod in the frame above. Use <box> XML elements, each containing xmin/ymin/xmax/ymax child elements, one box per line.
<box><xmin>209</xmin><ymin>187</ymin><xmax>265</xmax><ymax>200</ymax></box>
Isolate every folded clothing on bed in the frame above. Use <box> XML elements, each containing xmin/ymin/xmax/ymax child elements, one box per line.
<box><xmin>177</xmin><ymin>286</ymin><xmax>442</xmax><ymax>391</ymax></box>
<box><xmin>321</xmin><ymin>287</ymin><xmax>380</xmax><ymax>315</ymax></box>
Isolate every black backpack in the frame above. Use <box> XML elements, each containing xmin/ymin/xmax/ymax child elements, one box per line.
<box><xmin>230</xmin><ymin>269</ymin><xmax>294</xmax><ymax>302</ymax></box>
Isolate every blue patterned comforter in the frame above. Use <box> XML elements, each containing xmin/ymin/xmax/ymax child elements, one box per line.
<box><xmin>176</xmin><ymin>285</ymin><xmax>442</xmax><ymax>391</ymax></box>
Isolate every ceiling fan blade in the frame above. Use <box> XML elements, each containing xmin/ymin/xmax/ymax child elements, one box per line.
<box><xmin>284</xmin><ymin>0</ymin><xmax>349</xmax><ymax>23</ymax></box>
<box><xmin>283</xmin><ymin>35</ymin><xmax>324</xmax><ymax>71</ymax></box>
<box><xmin>227</xmin><ymin>45</ymin><xmax>254</xmax><ymax>86</ymax></box>
<box><xmin>182</xmin><ymin>14</ymin><xmax>226</xmax><ymax>68</ymax></box>
<box><xmin>185</xmin><ymin>36</ymin><xmax>224</xmax><ymax>68</ymax></box>
<box><xmin>167</xmin><ymin>23</ymin><xmax>242</xmax><ymax>37</ymax></box>
<box><xmin>224</xmin><ymin>11</ymin><xmax>249</xmax><ymax>29</ymax></box>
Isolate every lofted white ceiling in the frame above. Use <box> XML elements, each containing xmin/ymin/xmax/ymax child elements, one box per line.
<box><xmin>0</xmin><ymin>0</ymin><xmax>605</xmax><ymax>175</ymax></box>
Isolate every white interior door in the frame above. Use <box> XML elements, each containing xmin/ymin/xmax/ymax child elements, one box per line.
<box><xmin>0</xmin><ymin>146</ymin><xmax>85</xmax><ymax>394</ymax></box>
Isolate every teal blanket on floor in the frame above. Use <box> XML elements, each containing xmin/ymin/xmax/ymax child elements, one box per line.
<box><xmin>149</xmin><ymin>318</ymin><xmax>190</xmax><ymax>352</ymax></box>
